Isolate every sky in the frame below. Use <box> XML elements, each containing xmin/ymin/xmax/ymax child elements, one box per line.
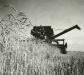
<box><xmin>0</xmin><ymin>0</ymin><xmax>84</xmax><ymax>51</ymax></box>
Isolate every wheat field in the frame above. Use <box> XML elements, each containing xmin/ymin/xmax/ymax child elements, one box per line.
<box><xmin>0</xmin><ymin>38</ymin><xmax>83</xmax><ymax>75</ymax></box>
<box><xmin>0</xmin><ymin>11</ymin><xmax>84</xmax><ymax>75</ymax></box>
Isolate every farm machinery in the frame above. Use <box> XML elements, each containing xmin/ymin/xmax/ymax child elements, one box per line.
<box><xmin>31</xmin><ymin>25</ymin><xmax>81</xmax><ymax>54</ymax></box>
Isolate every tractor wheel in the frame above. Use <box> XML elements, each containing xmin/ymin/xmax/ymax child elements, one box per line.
<box><xmin>60</xmin><ymin>47</ymin><xmax>67</xmax><ymax>54</ymax></box>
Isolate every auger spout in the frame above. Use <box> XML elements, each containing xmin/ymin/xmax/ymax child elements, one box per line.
<box><xmin>50</xmin><ymin>25</ymin><xmax>81</xmax><ymax>40</ymax></box>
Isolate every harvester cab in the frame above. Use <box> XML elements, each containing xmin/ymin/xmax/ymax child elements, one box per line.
<box><xmin>31</xmin><ymin>25</ymin><xmax>81</xmax><ymax>54</ymax></box>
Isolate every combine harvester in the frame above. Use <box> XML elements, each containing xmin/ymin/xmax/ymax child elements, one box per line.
<box><xmin>31</xmin><ymin>25</ymin><xmax>81</xmax><ymax>54</ymax></box>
